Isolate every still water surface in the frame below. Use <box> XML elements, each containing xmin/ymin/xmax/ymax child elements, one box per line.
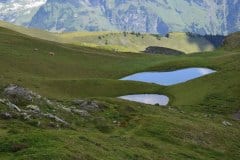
<box><xmin>120</xmin><ymin>68</ymin><xmax>216</xmax><ymax>86</ymax></box>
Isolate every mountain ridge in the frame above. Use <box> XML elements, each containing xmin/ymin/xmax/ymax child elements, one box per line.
<box><xmin>0</xmin><ymin>0</ymin><xmax>239</xmax><ymax>35</ymax></box>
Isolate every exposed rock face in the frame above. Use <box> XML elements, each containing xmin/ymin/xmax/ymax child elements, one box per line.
<box><xmin>42</xmin><ymin>113</ymin><xmax>69</xmax><ymax>125</ymax></box>
<box><xmin>3</xmin><ymin>84</ymin><xmax>41</xmax><ymax>105</ymax></box>
<box><xmin>27</xmin><ymin>0</ymin><xmax>240</xmax><ymax>35</ymax></box>
<box><xmin>1</xmin><ymin>98</ymin><xmax>22</xmax><ymax>112</ymax></box>
<box><xmin>26</xmin><ymin>105</ymin><xmax>40</xmax><ymax>113</ymax></box>
<box><xmin>0</xmin><ymin>84</ymin><xmax>105</xmax><ymax>128</ymax></box>
<box><xmin>0</xmin><ymin>0</ymin><xmax>47</xmax><ymax>25</ymax></box>
<box><xmin>6</xmin><ymin>101</ymin><xmax>21</xmax><ymax>112</ymax></box>
<box><xmin>73</xmin><ymin>100</ymin><xmax>101</xmax><ymax>112</ymax></box>
<box><xmin>1</xmin><ymin>0</ymin><xmax>239</xmax><ymax>35</ymax></box>
<box><xmin>222</xmin><ymin>120</ymin><xmax>232</xmax><ymax>126</ymax></box>
<box><xmin>72</xmin><ymin>109</ymin><xmax>90</xmax><ymax>117</ymax></box>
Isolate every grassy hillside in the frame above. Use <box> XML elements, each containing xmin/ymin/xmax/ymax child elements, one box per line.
<box><xmin>0</xmin><ymin>20</ymin><xmax>58</xmax><ymax>42</ymax></box>
<box><xmin>223</xmin><ymin>32</ymin><xmax>240</xmax><ymax>50</ymax></box>
<box><xmin>0</xmin><ymin>27</ymin><xmax>239</xmax><ymax>160</ymax></box>
<box><xmin>59</xmin><ymin>31</ymin><xmax>215</xmax><ymax>53</ymax></box>
<box><xmin>0</xmin><ymin>21</ymin><xmax>216</xmax><ymax>54</ymax></box>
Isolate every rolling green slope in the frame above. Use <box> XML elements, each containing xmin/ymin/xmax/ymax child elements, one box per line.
<box><xmin>223</xmin><ymin>32</ymin><xmax>240</xmax><ymax>51</ymax></box>
<box><xmin>0</xmin><ymin>20</ymin><xmax>58</xmax><ymax>42</ymax></box>
<box><xmin>0</xmin><ymin>21</ymin><xmax>215</xmax><ymax>54</ymax></box>
<box><xmin>59</xmin><ymin>31</ymin><xmax>215</xmax><ymax>53</ymax></box>
<box><xmin>0</xmin><ymin>27</ymin><xmax>239</xmax><ymax>160</ymax></box>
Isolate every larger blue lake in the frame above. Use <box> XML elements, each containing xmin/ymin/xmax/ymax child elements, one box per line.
<box><xmin>120</xmin><ymin>68</ymin><xmax>216</xmax><ymax>86</ymax></box>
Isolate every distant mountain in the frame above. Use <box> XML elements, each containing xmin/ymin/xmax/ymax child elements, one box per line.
<box><xmin>1</xmin><ymin>0</ymin><xmax>240</xmax><ymax>35</ymax></box>
<box><xmin>0</xmin><ymin>0</ymin><xmax>46</xmax><ymax>25</ymax></box>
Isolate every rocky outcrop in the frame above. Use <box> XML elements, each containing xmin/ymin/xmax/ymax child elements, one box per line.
<box><xmin>0</xmin><ymin>84</ymin><xmax>105</xmax><ymax>128</ymax></box>
<box><xmin>79</xmin><ymin>101</ymin><xmax>99</xmax><ymax>111</ymax></box>
<box><xmin>3</xmin><ymin>84</ymin><xmax>41</xmax><ymax>105</ymax></box>
<box><xmin>72</xmin><ymin>99</ymin><xmax>104</xmax><ymax>112</ymax></box>
<box><xmin>72</xmin><ymin>109</ymin><xmax>89</xmax><ymax>117</ymax></box>
<box><xmin>0</xmin><ymin>98</ymin><xmax>21</xmax><ymax>112</ymax></box>
<box><xmin>42</xmin><ymin>113</ymin><xmax>68</xmax><ymax>126</ymax></box>
<box><xmin>222</xmin><ymin>120</ymin><xmax>232</xmax><ymax>126</ymax></box>
<box><xmin>26</xmin><ymin>105</ymin><xmax>40</xmax><ymax>113</ymax></box>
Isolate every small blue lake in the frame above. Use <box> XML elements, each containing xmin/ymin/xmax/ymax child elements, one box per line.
<box><xmin>120</xmin><ymin>68</ymin><xmax>216</xmax><ymax>86</ymax></box>
<box><xmin>119</xmin><ymin>94</ymin><xmax>169</xmax><ymax>106</ymax></box>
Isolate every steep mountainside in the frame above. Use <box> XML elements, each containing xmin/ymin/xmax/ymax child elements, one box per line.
<box><xmin>0</xmin><ymin>0</ymin><xmax>239</xmax><ymax>35</ymax></box>
<box><xmin>0</xmin><ymin>0</ymin><xmax>46</xmax><ymax>25</ymax></box>
<box><xmin>29</xmin><ymin>0</ymin><xmax>240</xmax><ymax>35</ymax></box>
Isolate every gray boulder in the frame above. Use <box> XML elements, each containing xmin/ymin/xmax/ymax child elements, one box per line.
<box><xmin>43</xmin><ymin>97</ymin><xmax>53</xmax><ymax>106</ymax></box>
<box><xmin>222</xmin><ymin>120</ymin><xmax>232</xmax><ymax>126</ymax></box>
<box><xmin>6</xmin><ymin>101</ymin><xmax>21</xmax><ymax>112</ymax></box>
<box><xmin>60</xmin><ymin>105</ymin><xmax>72</xmax><ymax>113</ymax></box>
<box><xmin>26</xmin><ymin>105</ymin><xmax>40</xmax><ymax>113</ymax></box>
<box><xmin>43</xmin><ymin>113</ymin><xmax>69</xmax><ymax>125</ymax></box>
<box><xmin>0</xmin><ymin>98</ymin><xmax>21</xmax><ymax>112</ymax></box>
<box><xmin>3</xmin><ymin>84</ymin><xmax>54</xmax><ymax>107</ymax></box>
<box><xmin>3</xmin><ymin>84</ymin><xmax>41</xmax><ymax>105</ymax></box>
<box><xmin>72</xmin><ymin>99</ymin><xmax>85</xmax><ymax>105</ymax></box>
<box><xmin>20</xmin><ymin>112</ymin><xmax>31</xmax><ymax>120</ymax></box>
<box><xmin>72</xmin><ymin>99</ymin><xmax>101</xmax><ymax>111</ymax></box>
<box><xmin>72</xmin><ymin>109</ymin><xmax>89</xmax><ymax>116</ymax></box>
<box><xmin>79</xmin><ymin>101</ymin><xmax>100</xmax><ymax>111</ymax></box>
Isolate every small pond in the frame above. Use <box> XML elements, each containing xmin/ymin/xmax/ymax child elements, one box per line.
<box><xmin>120</xmin><ymin>67</ymin><xmax>216</xmax><ymax>86</ymax></box>
<box><xmin>118</xmin><ymin>94</ymin><xmax>169</xmax><ymax>106</ymax></box>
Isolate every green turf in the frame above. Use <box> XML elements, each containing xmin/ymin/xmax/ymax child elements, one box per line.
<box><xmin>0</xmin><ymin>26</ymin><xmax>239</xmax><ymax>160</ymax></box>
<box><xmin>223</xmin><ymin>32</ymin><xmax>240</xmax><ymax>51</ymax></box>
<box><xmin>0</xmin><ymin>20</ymin><xmax>215</xmax><ymax>54</ymax></box>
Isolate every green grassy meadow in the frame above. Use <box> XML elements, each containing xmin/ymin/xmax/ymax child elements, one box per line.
<box><xmin>0</xmin><ymin>25</ymin><xmax>239</xmax><ymax>160</ymax></box>
<box><xmin>0</xmin><ymin>21</ymin><xmax>215</xmax><ymax>54</ymax></box>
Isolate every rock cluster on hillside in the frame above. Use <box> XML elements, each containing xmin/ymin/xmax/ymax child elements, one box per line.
<box><xmin>0</xmin><ymin>84</ymin><xmax>104</xmax><ymax>128</ymax></box>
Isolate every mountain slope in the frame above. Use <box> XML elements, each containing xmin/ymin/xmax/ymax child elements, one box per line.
<box><xmin>223</xmin><ymin>32</ymin><xmax>240</xmax><ymax>50</ymax></box>
<box><xmin>0</xmin><ymin>0</ymin><xmax>46</xmax><ymax>25</ymax></box>
<box><xmin>28</xmin><ymin>0</ymin><xmax>240</xmax><ymax>35</ymax></box>
<box><xmin>1</xmin><ymin>0</ymin><xmax>239</xmax><ymax>35</ymax></box>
